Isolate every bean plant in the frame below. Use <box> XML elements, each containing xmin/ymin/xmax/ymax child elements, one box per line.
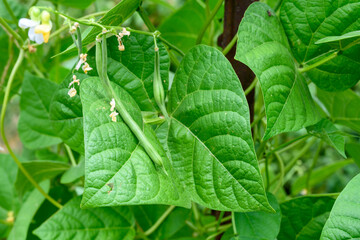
<box><xmin>0</xmin><ymin>0</ymin><xmax>359</xmax><ymax>239</ymax></box>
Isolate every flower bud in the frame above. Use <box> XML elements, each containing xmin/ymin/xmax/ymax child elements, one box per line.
<box><xmin>41</xmin><ymin>11</ymin><xmax>51</xmax><ymax>24</ymax></box>
<box><xmin>29</xmin><ymin>7</ymin><xmax>40</xmax><ymax>21</ymax></box>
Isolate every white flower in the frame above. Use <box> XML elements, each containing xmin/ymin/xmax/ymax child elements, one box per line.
<box><xmin>82</xmin><ymin>62</ymin><xmax>92</xmax><ymax>74</ymax></box>
<box><xmin>68</xmin><ymin>88</ymin><xmax>77</xmax><ymax>97</ymax></box>
<box><xmin>110</xmin><ymin>98</ymin><xmax>115</xmax><ymax>111</ymax></box>
<box><xmin>19</xmin><ymin>8</ymin><xmax>52</xmax><ymax>44</ymax></box>
<box><xmin>69</xmin><ymin>75</ymin><xmax>80</xmax><ymax>87</ymax></box>
<box><xmin>18</xmin><ymin>18</ymin><xmax>44</xmax><ymax>44</ymax></box>
<box><xmin>75</xmin><ymin>53</ymin><xmax>87</xmax><ymax>71</ymax></box>
<box><xmin>109</xmin><ymin>111</ymin><xmax>119</xmax><ymax>122</ymax></box>
<box><xmin>120</xmin><ymin>28</ymin><xmax>130</xmax><ymax>37</ymax></box>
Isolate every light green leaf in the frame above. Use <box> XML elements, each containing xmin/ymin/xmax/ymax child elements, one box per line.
<box><xmin>15</xmin><ymin>161</ymin><xmax>69</xmax><ymax>195</ymax></box>
<box><xmin>167</xmin><ymin>45</ymin><xmax>271</xmax><ymax>212</ymax></box>
<box><xmin>280</xmin><ymin>0</ymin><xmax>360</xmax><ymax>91</ymax></box>
<box><xmin>317</xmin><ymin>88</ymin><xmax>360</xmax><ymax>133</ymax></box>
<box><xmin>59</xmin><ymin>0</ymin><xmax>141</xmax><ymax>56</ymax></box>
<box><xmin>321</xmin><ymin>174</ymin><xmax>360</xmax><ymax>239</ymax></box>
<box><xmin>80</xmin><ymin>77</ymin><xmax>189</xmax><ymax>208</ymax></box>
<box><xmin>315</xmin><ymin>30</ymin><xmax>360</xmax><ymax>45</ymax></box>
<box><xmin>232</xmin><ymin>193</ymin><xmax>281</xmax><ymax>240</ymax></box>
<box><xmin>49</xmin><ymin>73</ymin><xmax>87</xmax><ymax>153</ymax></box>
<box><xmin>18</xmin><ymin>73</ymin><xmax>62</xmax><ymax>149</ymax></box>
<box><xmin>235</xmin><ymin>2</ymin><xmax>320</xmax><ymax>140</ymax></box>
<box><xmin>46</xmin><ymin>0</ymin><xmax>96</xmax><ymax>9</ymax></box>
<box><xmin>307</xmin><ymin>119</ymin><xmax>346</xmax><ymax>157</ymax></box>
<box><xmin>291</xmin><ymin>160</ymin><xmax>354</xmax><ymax>195</ymax></box>
<box><xmin>278</xmin><ymin>196</ymin><xmax>335</xmax><ymax>240</ymax></box>
<box><xmin>33</xmin><ymin>196</ymin><xmax>135</xmax><ymax>240</ymax></box>
<box><xmin>0</xmin><ymin>154</ymin><xmax>17</xmax><ymax>211</ymax></box>
<box><xmin>346</xmin><ymin>142</ymin><xmax>360</xmax><ymax>168</ymax></box>
<box><xmin>8</xmin><ymin>181</ymin><xmax>50</xmax><ymax>240</ymax></box>
<box><xmin>60</xmin><ymin>157</ymin><xmax>85</xmax><ymax>184</ymax></box>
<box><xmin>158</xmin><ymin>0</ymin><xmax>207</xmax><ymax>53</ymax></box>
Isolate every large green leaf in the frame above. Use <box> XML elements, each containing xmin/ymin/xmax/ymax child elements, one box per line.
<box><xmin>321</xmin><ymin>174</ymin><xmax>360</xmax><ymax>239</ymax></box>
<box><xmin>166</xmin><ymin>45</ymin><xmax>271</xmax><ymax>212</ymax></box>
<box><xmin>236</xmin><ymin>2</ymin><xmax>319</xmax><ymax>140</ymax></box>
<box><xmin>46</xmin><ymin>0</ymin><xmax>96</xmax><ymax>9</ymax></box>
<box><xmin>8</xmin><ymin>181</ymin><xmax>49</xmax><ymax>240</ymax></box>
<box><xmin>346</xmin><ymin>142</ymin><xmax>360</xmax><ymax>168</ymax></box>
<box><xmin>278</xmin><ymin>196</ymin><xmax>335</xmax><ymax>240</ymax></box>
<box><xmin>158</xmin><ymin>0</ymin><xmax>207</xmax><ymax>53</ymax></box>
<box><xmin>33</xmin><ymin>196</ymin><xmax>135</xmax><ymax>240</ymax></box>
<box><xmin>15</xmin><ymin>161</ymin><xmax>69</xmax><ymax>195</ymax></box>
<box><xmin>230</xmin><ymin>193</ymin><xmax>281</xmax><ymax>240</ymax></box>
<box><xmin>59</xmin><ymin>0</ymin><xmax>141</xmax><ymax>56</ymax></box>
<box><xmin>80</xmin><ymin>77</ymin><xmax>189</xmax><ymax>208</ymax></box>
<box><xmin>291</xmin><ymin>160</ymin><xmax>354</xmax><ymax>195</ymax></box>
<box><xmin>317</xmin><ymin>88</ymin><xmax>360</xmax><ymax>133</ymax></box>
<box><xmin>18</xmin><ymin>73</ymin><xmax>62</xmax><ymax>149</ymax></box>
<box><xmin>307</xmin><ymin>119</ymin><xmax>346</xmax><ymax>157</ymax></box>
<box><xmin>280</xmin><ymin>0</ymin><xmax>360</xmax><ymax>91</ymax></box>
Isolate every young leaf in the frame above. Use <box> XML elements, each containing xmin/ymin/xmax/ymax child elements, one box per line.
<box><xmin>60</xmin><ymin>157</ymin><xmax>85</xmax><ymax>184</ymax></box>
<box><xmin>307</xmin><ymin>119</ymin><xmax>346</xmax><ymax>157</ymax></box>
<box><xmin>280</xmin><ymin>0</ymin><xmax>360</xmax><ymax>91</ymax></box>
<box><xmin>49</xmin><ymin>73</ymin><xmax>87</xmax><ymax>153</ymax></box>
<box><xmin>317</xmin><ymin>88</ymin><xmax>360</xmax><ymax>133</ymax></box>
<box><xmin>167</xmin><ymin>45</ymin><xmax>271</xmax><ymax>212</ymax></box>
<box><xmin>80</xmin><ymin>77</ymin><xmax>190</xmax><ymax>208</ymax></box>
<box><xmin>33</xmin><ymin>196</ymin><xmax>135</xmax><ymax>240</ymax></box>
<box><xmin>321</xmin><ymin>174</ymin><xmax>360</xmax><ymax>239</ymax></box>
<box><xmin>278</xmin><ymin>196</ymin><xmax>335</xmax><ymax>240</ymax></box>
<box><xmin>18</xmin><ymin>73</ymin><xmax>62</xmax><ymax>149</ymax></box>
<box><xmin>15</xmin><ymin>161</ymin><xmax>69</xmax><ymax>196</ymax></box>
<box><xmin>315</xmin><ymin>30</ymin><xmax>360</xmax><ymax>45</ymax></box>
<box><xmin>8</xmin><ymin>181</ymin><xmax>50</xmax><ymax>240</ymax></box>
<box><xmin>231</xmin><ymin>193</ymin><xmax>281</xmax><ymax>240</ymax></box>
<box><xmin>291</xmin><ymin>160</ymin><xmax>354</xmax><ymax>195</ymax></box>
<box><xmin>158</xmin><ymin>0</ymin><xmax>207</xmax><ymax>53</ymax></box>
<box><xmin>235</xmin><ymin>2</ymin><xmax>320</xmax><ymax>140</ymax></box>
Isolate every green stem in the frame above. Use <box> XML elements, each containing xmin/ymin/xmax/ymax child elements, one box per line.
<box><xmin>265</xmin><ymin>156</ymin><xmax>270</xmax><ymax>191</ymax></box>
<box><xmin>266</xmin><ymin>134</ymin><xmax>310</xmax><ymax>157</ymax></box>
<box><xmin>2</xmin><ymin>0</ymin><xmax>17</xmax><ymax>23</ymax></box>
<box><xmin>196</xmin><ymin>0</ymin><xmax>224</xmax><ymax>44</ymax></box>
<box><xmin>273</xmin><ymin>152</ymin><xmax>284</xmax><ymax>193</ymax></box>
<box><xmin>137</xmin><ymin>6</ymin><xmax>156</xmax><ymax>32</ymax></box>
<box><xmin>205</xmin><ymin>228</ymin><xmax>229</xmax><ymax>240</ymax></box>
<box><xmin>306</xmin><ymin>141</ymin><xmax>323</xmax><ymax>193</ymax></box>
<box><xmin>0</xmin><ymin>50</ymin><xmax>62</xmax><ymax>209</ymax></box>
<box><xmin>231</xmin><ymin>212</ymin><xmax>237</xmax><ymax>236</ymax></box>
<box><xmin>215</xmin><ymin>211</ymin><xmax>225</xmax><ymax>231</ymax></box>
<box><xmin>299</xmin><ymin>51</ymin><xmax>338</xmax><ymax>73</ymax></box>
<box><xmin>203</xmin><ymin>215</ymin><xmax>232</xmax><ymax>229</ymax></box>
<box><xmin>306</xmin><ymin>192</ymin><xmax>340</xmax><ymax>198</ymax></box>
<box><xmin>244</xmin><ymin>78</ymin><xmax>258</xmax><ymax>96</ymax></box>
<box><xmin>158</xmin><ymin>36</ymin><xmax>185</xmax><ymax>57</ymax></box>
<box><xmin>65</xmin><ymin>144</ymin><xmax>76</xmax><ymax>166</ymax></box>
<box><xmin>144</xmin><ymin>205</ymin><xmax>176</xmax><ymax>236</ymax></box>
<box><xmin>0</xmin><ymin>17</ymin><xmax>23</xmax><ymax>45</ymax></box>
<box><xmin>222</xmin><ymin>35</ymin><xmax>238</xmax><ymax>55</ymax></box>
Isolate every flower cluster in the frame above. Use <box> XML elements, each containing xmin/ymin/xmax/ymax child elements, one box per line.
<box><xmin>116</xmin><ymin>28</ymin><xmax>130</xmax><ymax>51</ymax></box>
<box><xmin>18</xmin><ymin>7</ymin><xmax>52</xmax><ymax>44</ymax></box>
<box><xmin>75</xmin><ymin>53</ymin><xmax>92</xmax><ymax>74</ymax></box>
<box><xmin>109</xmin><ymin>98</ymin><xmax>118</xmax><ymax>122</ymax></box>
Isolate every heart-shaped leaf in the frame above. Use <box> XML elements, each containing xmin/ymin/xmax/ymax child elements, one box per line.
<box><xmin>280</xmin><ymin>0</ymin><xmax>360</xmax><ymax>91</ymax></box>
<box><xmin>321</xmin><ymin>174</ymin><xmax>360</xmax><ymax>239</ymax></box>
<box><xmin>166</xmin><ymin>45</ymin><xmax>271</xmax><ymax>212</ymax></box>
<box><xmin>33</xmin><ymin>196</ymin><xmax>135</xmax><ymax>240</ymax></box>
<box><xmin>18</xmin><ymin>73</ymin><xmax>62</xmax><ymax>149</ymax></box>
<box><xmin>80</xmin><ymin>77</ymin><xmax>189</xmax><ymax>208</ymax></box>
<box><xmin>236</xmin><ymin>2</ymin><xmax>320</xmax><ymax>140</ymax></box>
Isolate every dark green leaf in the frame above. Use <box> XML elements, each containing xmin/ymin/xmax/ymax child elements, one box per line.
<box><xmin>317</xmin><ymin>88</ymin><xmax>360</xmax><ymax>133</ymax></box>
<box><xmin>321</xmin><ymin>174</ymin><xmax>360</xmax><ymax>239</ymax></box>
<box><xmin>346</xmin><ymin>142</ymin><xmax>360</xmax><ymax>168</ymax></box>
<box><xmin>0</xmin><ymin>154</ymin><xmax>17</xmax><ymax>211</ymax></box>
<box><xmin>291</xmin><ymin>160</ymin><xmax>354</xmax><ymax>195</ymax></box>
<box><xmin>307</xmin><ymin>119</ymin><xmax>346</xmax><ymax>157</ymax></box>
<box><xmin>33</xmin><ymin>196</ymin><xmax>135</xmax><ymax>240</ymax></box>
<box><xmin>232</xmin><ymin>193</ymin><xmax>281</xmax><ymax>240</ymax></box>
<box><xmin>60</xmin><ymin>157</ymin><xmax>85</xmax><ymax>184</ymax></box>
<box><xmin>18</xmin><ymin>73</ymin><xmax>62</xmax><ymax>149</ymax></box>
<box><xmin>280</xmin><ymin>0</ymin><xmax>360</xmax><ymax>91</ymax></box>
<box><xmin>80</xmin><ymin>77</ymin><xmax>189</xmax><ymax>208</ymax></box>
<box><xmin>158</xmin><ymin>0</ymin><xmax>207</xmax><ymax>53</ymax></box>
<box><xmin>278</xmin><ymin>196</ymin><xmax>335</xmax><ymax>240</ymax></box>
<box><xmin>167</xmin><ymin>45</ymin><xmax>271</xmax><ymax>212</ymax></box>
<box><xmin>236</xmin><ymin>2</ymin><xmax>320</xmax><ymax>140</ymax></box>
<box><xmin>15</xmin><ymin>161</ymin><xmax>69</xmax><ymax>195</ymax></box>
<box><xmin>47</xmin><ymin>0</ymin><xmax>96</xmax><ymax>9</ymax></box>
<box><xmin>8</xmin><ymin>181</ymin><xmax>50</xmax><ymax>240</ymax></box>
